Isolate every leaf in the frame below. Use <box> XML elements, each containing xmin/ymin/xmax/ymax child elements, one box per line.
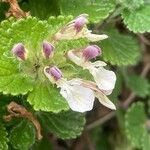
<box><xmin>37</xmin><ymin>110</ymin><xmax>85</xmax><ymax>139</ymax></box>
<box><xmin>141</xmin><ymin>132</ymin><xmax>150</xmax><ymax>150</ymax></box>
<box><xmin>121</xmin><ymin>0</ymin><xmax>144</xmax><ymax>11</ymax></box>
<box><xmin>99</xmin><ymin>28</ymin><xmax>140</xmax><ymax>65</ymax></box>
<box><xmin>126</xmin><ymin>74</ymin><xmax>150</xmax><ymax>98</ymax></box>
<box><xmin>125</xmin><ymin>102</ymin><xmax>146</xmax><ymax>148</ymax></box>
<box><xmin>59</xmin><ymin>0</ymin><xmax>116</xmax><ymax>22</ymax></box>
<box><xmin>27</xmin><ymin>81</ymin><xmax>69</xmax><ymax>112</ymax></box>
<box><xmin>0</xmin><ymin>57</ymin><xmax>33</xmax><ymax>95</ymax></box>
<box><xmin>10</xmin><ymin>119</ymin><xmax>36</xmax><ymax>150</ymax></box>
<box><xmin>0</xmin><ymin>124</ymin><xmax>9</xmax><ymax>150</ymax></box>
<box><xmin>28</xmin><ymin>0</ymin><xmax>60</xmax><ymax>19</ymax></box>
<box><xmin>122</xmin><ymin>5</ymin><xmax>150</xmax><ymax>33</ymax></box>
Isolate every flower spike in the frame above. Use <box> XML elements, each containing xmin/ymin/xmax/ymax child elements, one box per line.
<box><xmin>12</xmin><ymin>43</ymin><xmax>27</xmax><ymax>60</ymax></box>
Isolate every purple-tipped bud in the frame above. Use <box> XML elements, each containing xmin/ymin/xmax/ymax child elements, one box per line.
<box><xmin>46</xmin><ymin>66</ymin><xmax>62</xmax><ymax>81</ymax></box>
<box><xmin>83</xmin><ymin>45</ymin><xmax>101</xmax><ymax>60</ymax></box>
<box><xmin>43</xmin><ymin>41</ymin><xmax>54</xmax><ymax>59</ymax></box>
<box><xmin>74</xmin><ymin>16</ymin><xmax>88</xmax><ymax>33</ymax></box>
<box><xmin>12</xmin><ymin>43</ymin><xmax>26</xmax><ymax>60</ymax></box>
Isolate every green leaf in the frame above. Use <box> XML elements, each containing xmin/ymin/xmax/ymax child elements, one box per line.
<box><xmin>10</xmin><ymin>119</ymin><xmax>36</xmax><ymax>150</ymax></box>
<box><xmin>37</xmin><ymin>110</ymin><xmax>85</xmax><ymax>139</ymax></box>
<box><xmin>121</xmin><ymin>0</ymin><xmax>144</xmax><ymax>11</ymax></box>
<box><xmin>99</xmin><ymin>28</ymin><xmax>140</xmax><ymax>65</ymax></box>
<box><xmin>28</xmin><ymin>0</ymin><xmax>60</xmax><ymax>19</ymax></box>
<box><xmin>27</xmin><ymin>81</ymin><xmax>69</xmax><ymax>112</ymax></box>
<box><xmin>125</xmin><ymin>102</ymin><xmax>146</xmax><ymax>148</ymax></box>
<box><xmin>59</xmin><ymin>0</ymin><xmax>116</xmax><ymax>22</ymax></box>
<box><xmin>141</xmin><ymin>132</ymin><xmax>150</xmax><ymax>150</ymax></box>
<box><xmin>0</xmin><ymin>124</ymin><xmax>9</xmax><ymax>150</ymax></box>
<box><xmin>0</xmin><ymin>57</ymin><xmax>33</xmax><ymax>95</ymax></box>
<box><xmin>126</xmin><ymin>74</ymin><xmax>150</xmax><ymax>98</ymax></box>
<box><xmin>122</xmin><ymin>5</ymin><xmax>150</xmax><ymax>33</ymax></box>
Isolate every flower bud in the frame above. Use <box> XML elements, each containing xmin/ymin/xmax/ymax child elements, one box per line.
<box><xmin>42</xmin><ymin>41</ymin><xmax>54</xmax><ymax>59</ymax></box>
<box><xmin>83</xmin><ymin>45</ymin><xmax>101</xmax><ymax>60</ymax></box>
<box><xmin>12</xmin><ymin>43</ymin><xmax>26</xmax><ymax>60</ymax></box>
<box><xmin>74</xmin><ymin>15</ymin><xmax>88</xmax><ymax>33</ymax></box>
<box><xmin>45</xmin><ymin>66</ymin><xmax>62</xmax><ymax>81</ymax></box>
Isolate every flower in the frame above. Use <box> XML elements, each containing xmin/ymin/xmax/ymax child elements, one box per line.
<box><xmin>11</xmin><ymin>43</ymin><xmax>27</xmax><ymax>60</ymax></box>
<box><xmin>42</xmin><ymin>41</ymin><xmax>54</xmax><ymax>59</ymax></box>
<box><xmin>54</xmin><ymin>14</ymin><xmax>108</xmax><ymax>42</ymax></box>
<box><xmin>44</xmin><ymin>66</ymin><xmax>116</xmax><ymax>112</ymax></box>
<box><xmin>44</xmin><ymin>66</ymin><xmax>95</xmax><ymax>112</ymax></box>
<box><xmin>67</xmin><ymin>46</ymin><xmax>116</xmax><ymax>92</ymax></box>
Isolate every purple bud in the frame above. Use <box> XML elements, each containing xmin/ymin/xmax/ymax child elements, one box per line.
<box><xmin>46</xmin><ymin>66</ymin><xmax>62</xmax><ymax>81</ymax></box>
<box><xmin>12</xmin><ymin>43</ymin><xmax>26</xmax><ymax>60</ymax></box>
<box><xmin>43</xmin><ymin>41</ymin><xmax>54</xmax><ymax>59</ymax></box>
<box><xmin>83</xmin><ymin>45</ymin><xmax>101</xmax><ymax>60</ymax></box>
<box><xmin>74</xmin><ymin>16</ymin><xmax>87</xmax><ymax>33</ymax></box>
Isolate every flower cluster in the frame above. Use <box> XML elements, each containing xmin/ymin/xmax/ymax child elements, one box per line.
<box><xmin>12</xmin><ymin>14</ymin><xmax>116</xmax><ymax>113</ymax></box>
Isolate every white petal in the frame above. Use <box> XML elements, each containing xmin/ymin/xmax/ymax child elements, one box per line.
<box><xmin>101</xmin><ymin>89</ymin><xmax>113</xmax><ymax>95</ymax></box>
<box><xmin>67</xmin><ymin>50</ymin><xmax>83</xmax><ymax>66</ymax></box>
<box><xmin>59</xmin><ymin>79</ymin><xmax>95</xmax><ymax>112</ymax></box>
<box><xmin>95</xmin><ymin>92</ymin><xmax>116</xmax><ymax>110</ymax></box>
<box><xmin>85</xmin><ymin>33</ymin><xmax>108</xmax><ymax>42</ymax></box>
<box><xmin>88</xmin><ymin>66</ymin><xmax>116</xmax><ymax>91</ymax></box>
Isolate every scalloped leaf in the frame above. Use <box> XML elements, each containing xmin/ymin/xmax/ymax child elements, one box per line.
<box><xmin>10</xmin><ymin>119</ymin><xmax>36</xmax><ymax>150</ymax></box>
<box><xmin>37</xmin><ymin>110</ymin><xmax>85</xmax><ymax>139</ymax></box>
<box><xmin>126</xmin><ymin>74</ymin><xmax>150</xmax><ymax>98</ymax></box>
<box><xmin>122</xmin><ymin>5</ymin><xmax>150</xmax><ymax>33</ymax></box>
<box><xmin>121</xmin><ymin>0</ymin><xmax>144</xmax><ymax>11</ymax></box>
<box><xmin>27</xmin><ymin>81</ymin><xmax>69</xmax><ymax>112</ymax></box>
<box><xmin>59</xmin><ymin>0</ymin><xmax>116</xmax><ymax>22</ymax></box>
<box><xmin>141</xmin><ymin>132</ymin><xmax>150</xmax><ymax>150</ymax></box>
<box><xmin>0</xmin><ymin>57</ymin><xmax>33</xmax><ymax>95</ymax></box>
<box><xmin>0</xmin><ymin>124</ymin><xmax>9</xmax><ymax>150</ymax></box>
<box><xmin>99</xmin><ymin>28</ymin><xmax>140</xmax><ymax>65</ymax></box>
<box><xmin>125</xmin><ymin>102</ymin><xmax>146</xmax><ymax>148</ymax></box>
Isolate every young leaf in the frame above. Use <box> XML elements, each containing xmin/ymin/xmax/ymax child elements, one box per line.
<box><xmin>10</xmin><ymin>119</ymin><xmax>36</xmax><ymax>150</ymax></box>
<box><xmin>37</xmin><ymin>110</ymin><xmax>86</xmax><ymax>139</ymax></box>
<box><xmin>0</xmin><ymin>124</ymin><xmax>9</xmax><ymax>150</ymax></box>
<box><xmin>27</xmin><ymin>81</ymin><xmax>69</xmax><ymax>112</ymax></box>
<box><xmin>59</xmin><ymin>0</ymin><xmax>116</xmax><ymax>22</ymax></box>
<box><xmin>125</xmin><ymin>102</ymin><xmax>146</xmax><ymax>148</ymax></box>
<box><xmin>122</xmin><ymin>5</ymin><xmax>150</xmax><ymax>33</ymax></box>
<box><xmin>99</xmin><ymin>28</ymin><xmax>140</xmax><ymax>65</ymax></box>
<box><xmin>126</xmin><ymin>74</ymin><xmax>150</xmax><ymax>98</ymax></box>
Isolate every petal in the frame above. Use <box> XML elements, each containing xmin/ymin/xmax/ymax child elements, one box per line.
<box><xmin>59</xmin><ymin>80</ymin><xmax>95</xmax><ymax>112</ymax></box>
<box><xmin>88</xmin><ymin>66</ymin><xmax>116</xmax><ymax>91</ymax></box>
<box><xmin>85</xmin><ymin>33</ymin><xmax>108</xmax><ymax>42</ymax></box>
<box><xmin>95</xmin><ymin>92</ymin><xmax>116</xmax><ymax>110</ymax></box>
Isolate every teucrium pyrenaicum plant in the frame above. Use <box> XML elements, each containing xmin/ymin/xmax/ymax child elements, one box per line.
<box><xmin>0</xmin><ymin>14</ymin><xmax>116</xmax><ymax>113</ymax></box>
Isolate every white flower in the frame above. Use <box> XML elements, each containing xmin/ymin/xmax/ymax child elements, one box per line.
<box><xmin>54</xmin><ymin>14</ymin><xmax>108</xmax><ymax>42</ymax></box>
<box><xmin>67</xmin><ymin>49</ymin><xmax>116</xmax><ymax>92</ymax></box>
<box><xmin>44</xmin><ymin>66</ymin><xmax>95</xmax><ymax>113</ymax></box>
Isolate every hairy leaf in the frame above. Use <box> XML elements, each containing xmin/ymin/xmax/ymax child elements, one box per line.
<box><xmin>141</xmin><ymin>132</ymin><xmax>150</xmax><ymax>150</ymax></box>
<box><xmin>27</xmin><ymin>81</ymin><xmax>69</xmax><ymax>112</ymax></box>
<box><xmin>126</xmin><ymin>74</ymin><xmax>150</xmax><ymax>98</ymax></box>
<box><xmin>122</xmin><ymin>5</ymin><xmax>150</xmax><ymax>33</ymax></box>
<box><xmin>10</xmin><ymin>119</ymin><xmax>36</xmax><ymax>150</ymax></box>
<box><xmin>99</xmin><ymin>28</ymin><xmax>140</xmax><ymax>65</ymax></box>
<box><xmin>60</xmin><ymin>0</ymin><xmax>116</xmax><ymax>22</ymax></box>
<box><xmin>125</xmin><ymin>102</ymin><xmax>146</xmax><ymax>148</ymax></box>
<box><xmin>0</xmin><ymin>124</ymin><xmax>9</xmax><ymax>150</ymax></box>
<box><xmin>37</xmin><ymin>110</ymin><xmax>85</xmax><ymax>139</ymax></box>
